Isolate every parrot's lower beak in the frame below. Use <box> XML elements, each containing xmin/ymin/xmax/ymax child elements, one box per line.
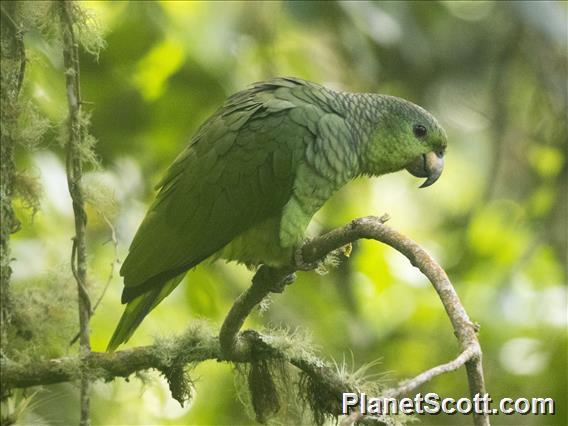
<box><xmin>405</xmin><ymin>150</ymin><xmax>444</xmax><ymax>188</ymax></box>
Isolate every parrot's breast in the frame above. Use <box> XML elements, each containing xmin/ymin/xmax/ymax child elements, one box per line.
<box><xmin>217</xmin><ymin>215</ymin><xmax>295</xmax><ymax>268</ymax></box>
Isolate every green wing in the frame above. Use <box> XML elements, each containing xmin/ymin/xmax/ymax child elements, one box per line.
<box><xmin>108</xmin><ymin>78</ymin><xmax>324</xmax><ymax>350</ymax></box>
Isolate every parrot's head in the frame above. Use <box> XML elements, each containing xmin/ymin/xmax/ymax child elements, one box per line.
<box><xmin>363</xmin><ymin>95</ymin><xmax>447</xmax><ymax>188</ymax></box>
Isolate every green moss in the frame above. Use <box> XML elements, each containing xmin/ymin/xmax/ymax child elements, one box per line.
<box><xmin>69</xmin><ymin>2</ymin><xmax>106</xmax><ymax>58</ymax></box>
<box><xmin>152</xmin><ymin>321</ymin><xmax>217</xmax><ymax>406</ymax></box>
<box><xmin>82</xmin><ymin>174</ymin><xmax>117</xmax><ymax>217</ymax></box>
<box><xmin>13</xmin><ymin>170</ymin><xmax>42</xmax><ymax>218</ymax></box>
<box><xmin>7</xmin><ymin>270</ymin><xmax>77</xmax><ymax>362</ymax></box>
<box><xmin>13</xmin><ymin>101</ymin><xmax>50</xmax><ymax>151</ymax></box>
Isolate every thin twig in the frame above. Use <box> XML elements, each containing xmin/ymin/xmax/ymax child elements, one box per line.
<box><xmin>382</xmin><ymin>345</ymin><xmax>479</xmax><ymax>399</ymax></box>
<box><xmin>296</xmin><ymin>343</ymin><xmax>481</xmax><ymax>424</ymax></box>
<box><xmin>70</xmin><ymin>237</ymin><xmax>92</xmax><ymax>316</ymax></box>
<box><xmin>69</xmin><ymin>212</ymin><xmax>118</xmax><ymax>345</ymax></box>
<box><xmin>58</xmin><ymin>1</ymin><xmax>91</xmax><ymax>424</ymax></box>
<box><xmin>91</xmin><ymin>212</ymin><xmax>118</xmax><ymax>313</ymax></box>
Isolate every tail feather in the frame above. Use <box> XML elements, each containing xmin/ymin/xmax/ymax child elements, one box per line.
<box><xmin>107</xmin><ymin>274</ymin><xmax>185</xmax><ymax>351</ymax></box>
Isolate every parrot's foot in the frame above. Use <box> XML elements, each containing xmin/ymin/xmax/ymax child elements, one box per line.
<box><xmin>253</xmin><ymin>265</ymin><xmax>296</xmax><ymax>293</ymax></box>
<box><xmin>294</xmin><ymin>241</ymin><xmax>321</xmax><ymax>271</ymax></box>
<box><xmin>268</xmin><ymin>273</ymin><xmax>296</xmax><ymax>293</ymax></box>
<box><xmin>295</xmin><ymin>241</ymin><xmax>350</xmax><ymax>275</ymax></box>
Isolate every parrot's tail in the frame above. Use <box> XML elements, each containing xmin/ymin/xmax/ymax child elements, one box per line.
<box><xmin>107</xmin><ymin>274</ymin><xmax>185</xmax><ymax>351</ymax></box>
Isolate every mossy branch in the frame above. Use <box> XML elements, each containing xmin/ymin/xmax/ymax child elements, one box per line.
<box><xmin>1</xmin><ymin>216</ymin><xmax>488</xmax><ymax>425</ymax></box>
<box><xmin>1</xmin><ymin>326</ymin><xmax>477</xmax><ymax>418</ymax></box>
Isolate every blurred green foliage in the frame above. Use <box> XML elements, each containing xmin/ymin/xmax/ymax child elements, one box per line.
<box><xmin>4</xmin><ymin>1</ymin><xmax>567</xmax><ymax>425</ymax></box>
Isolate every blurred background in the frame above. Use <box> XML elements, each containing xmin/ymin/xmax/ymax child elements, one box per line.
<box><xmin>7</xmin><ymin>1</ymin><xmax>567</xmax><ymax>425</ymax></box>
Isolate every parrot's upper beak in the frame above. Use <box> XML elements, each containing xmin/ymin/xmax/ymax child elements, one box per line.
<box><xmin>405</xmin><ymin>150</ymin><xmax>444</xmax><ymax>188</ymax></box>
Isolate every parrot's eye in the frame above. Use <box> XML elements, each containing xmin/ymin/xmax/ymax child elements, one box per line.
<box><xmin>413</xmin><ymin>124</ymin><xmax>427</xmax><ymax>139</ymax></box>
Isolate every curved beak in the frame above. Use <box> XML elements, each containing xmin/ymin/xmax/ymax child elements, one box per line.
<box><xmin>405</xmin><ymin>150</ymin><xmax>444</xmax><ymax>188</ymax></box>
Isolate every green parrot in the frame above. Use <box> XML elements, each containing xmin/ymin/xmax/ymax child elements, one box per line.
<box><xmin>107</xmin><ymin>77</ymin><xmax>447</xmax><ymax>350</ymax></box>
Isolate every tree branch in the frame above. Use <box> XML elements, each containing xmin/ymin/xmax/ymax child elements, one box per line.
<box><xmin>382</xmin><ymin>345</ymin><xmax>479</xmax><ymax>399</ymax></box>
<box><xmin>58</xmin><ymin>1</ymin><xmax>91</xmax><ymax>424</ymax></box>
<box><xmin>1</xmin><ymin>217</ymin><xmax>488</xmax><ymax>425</ymax></box>
<box><xmin>219</xmin><ymin>215</ymin><xmax>488</xmax><ymax>425</ymax></box>
<box><xmin>0</xmin><ymin>329</ymin><xmax>480</xmax><ymax>406</ymax></box>
<box><xmin>219</xmin><ymin>265</ymin><xmax>294</xmax><ymax>359</ymax></box>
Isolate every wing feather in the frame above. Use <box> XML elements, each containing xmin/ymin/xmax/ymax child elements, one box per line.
<box><xmin>120</xmin><ymin>79</ymin><xmax>319</xmax><ymax>302</ymax></box>
<box><xmin>110</xmin><ymin>78</ymin><xmax>333</xmax><ymax>349</ymax></box>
